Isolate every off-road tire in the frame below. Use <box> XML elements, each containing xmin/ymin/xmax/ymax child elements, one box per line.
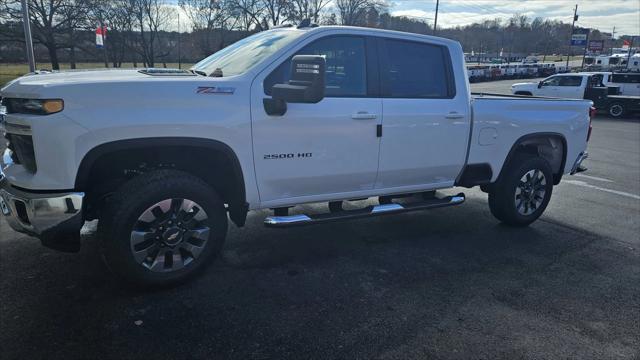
<box><xmin>98</xmin><ymin>169</ymin><xmax>228</xmax><ymax>287</ymax></box>
<box><xmin>488</xmin><ymin>155</ymin><xmax>553</xmax><ymax>227</ymax></box>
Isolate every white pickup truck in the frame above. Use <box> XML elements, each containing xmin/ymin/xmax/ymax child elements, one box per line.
<box><xmin>511</xmin><ymin>72</ymin><xmax>640</xmax><ymax>117</ymax></box>
<box><xmin>1</xmin><ymin>25</ymin><xmax>593</xmax><ymax>286</ymax></box>
<box><xmin>511</xmin><ymin>73</ymin><xmax>590</xmax><ymax>99</ymax></box>
<box><xmin>511</xmin><ymin>72</ymin><xmax>640</xmax><ymax>98</ymax></box>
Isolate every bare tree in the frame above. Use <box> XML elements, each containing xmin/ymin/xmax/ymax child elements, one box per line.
<box><xmin>86</xmin><ymin>0</ymin><xmax>140</xmax><ymax>67</ymax></box>
<box><xmin>129</xmin><ymin>0</ymin><xmax>171</xmax><ymax>67</ymax></box>
<box><xmin>58</xmin><ymin>1</ymin><xmax>90</xmax><ymax>68</ymax></box>
<box><xmin>261</xmin><ymin>0</ymin><xmax>293</xmax><ymax>27</ymax></box>
<box><xmin>1</xmin><ymin>0</ymin><xmax>89</xmax><ymax>69</ymax></box>
<box><xmin>335</xmin><ymin>0</ymin><xmax>385</xmax><ymax>26</ymax></box>
<box><xmin>228</xmin><ymin>0</ymin><xmax>264</xmax><ymax>31</ymax></box>
<box><xmin>291</xmin><ymin>0</ymin><xmax>330</xmax><ymax>23</ymax></box>
<box><xmin>179</xmin><ymin>0</ymin><xmax>231</xmax><ymax>55</ymax></box>
<box><xmin>230</xmin><ymin>0</ymin><xmax>323</xmax><ymax>29</ymax></box>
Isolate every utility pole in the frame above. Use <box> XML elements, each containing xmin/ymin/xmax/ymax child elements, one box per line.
<box><xmin>566</xmin><ymin>4</ymin><xmax>578</xmax><ymax>71</ymax></box>
<box><xmin>20</xmin><ymin>0</ymin><xmax>36</xmax><ymax>72</ymax></box>
<box><xmin>611</xmin><ymin>26</ymin><xmax>616</xmax><ymax>55</ymax></box>
<box><xmin>432</xmin><ymin>0</ymin><xmax>439</xmax><ymax>35</ymax></box>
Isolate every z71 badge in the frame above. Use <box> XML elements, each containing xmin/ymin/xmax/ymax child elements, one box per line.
<box><xmin>264</xmin><ymin>153</ymin><xmax>312</xmax><ymax>160</ymax></box>
<box><xmin>196</xmin><ymin>86</ymin><xmax>235</xmax><ymax>95</ymax></box>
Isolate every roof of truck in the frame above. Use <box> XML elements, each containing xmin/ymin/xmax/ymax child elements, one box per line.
<box><xmin>275</xmin><ymin>25</ymin><xmax>461</xmax><ymax>47</ymax></box>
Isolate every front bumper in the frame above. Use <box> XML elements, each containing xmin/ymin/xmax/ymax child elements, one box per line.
<box><xmin>0</xmin><ymin>174</ymin><xmax>84</xmax><ymax>250</ymax></box>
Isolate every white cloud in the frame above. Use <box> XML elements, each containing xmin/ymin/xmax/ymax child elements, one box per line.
<box><xmin>391</xmin><ymin>0</ymin><xmax>640</xmax><ymax>35</ymax></box>
<box><xmin>392</xmin><ymin>9</ymin><xmax>434</xmax><ymax>20</ymax></box>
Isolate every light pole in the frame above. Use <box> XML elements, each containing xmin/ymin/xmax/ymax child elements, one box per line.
<box><xmin>610</xmin><ymin>26</ymin><xmax>616</xmax><ymax>55</ymax></box>
<box><xmin>20</xmin><ymin>0</ymin><xmax>36</xmax><ymax>72</ymax></box>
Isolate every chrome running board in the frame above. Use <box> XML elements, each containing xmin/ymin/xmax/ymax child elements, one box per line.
<box><xmin>264</xmin><ymin>193</ymin><xmax>465</xmax><ymax>228</ymax></box>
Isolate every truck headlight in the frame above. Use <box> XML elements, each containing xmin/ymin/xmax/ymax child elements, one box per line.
<box><xmin>4</xmin><ymin>98</ymin><xmax>64</xmax><ymax>115</ymax></box>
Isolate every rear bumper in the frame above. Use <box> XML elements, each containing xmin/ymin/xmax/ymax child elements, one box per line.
<box><xmin>570</xmin><ymin>152</ymin><xmax>589</xmax><ymax>175</ymax></box>
<box><xmin>0</xmin><ymin>174</ymin><xmax>84</xmax><ymax>243</ymax></box>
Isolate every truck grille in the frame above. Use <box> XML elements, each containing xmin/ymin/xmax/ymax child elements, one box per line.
<box><xmin>5</xmin><ymin>133</ymin><xmax>37</xmax><ymax>173</ymax></box>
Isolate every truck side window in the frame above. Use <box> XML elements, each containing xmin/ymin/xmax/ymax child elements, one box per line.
<box><xmin>381</xmin><ymin>39</ymin><xmax>452</xmax><ymax>98</ymax></box>
<box><xmin>541</xmin><ymin>77</ymin><xmax>561</xmax><ymax>86</ymax></box>
<box><xmin>612</xmin><ymin>73</ymin><xmax>640</xmax><ymax>83</ymax></box>
<box><xmin>264</xmin><ymin>36</ymin><xmax>367</xmax><ymax>97</ymax></box>
<box><xmin>559</xmin><ymin>76</ymin><xmax>583</xmax><ymax>87</ymax></box>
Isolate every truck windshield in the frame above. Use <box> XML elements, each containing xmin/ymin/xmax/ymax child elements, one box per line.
<box><xmin>191</xmin><ymin>29</ymin><xmax>304</xmax><ymax>77</ymax></box>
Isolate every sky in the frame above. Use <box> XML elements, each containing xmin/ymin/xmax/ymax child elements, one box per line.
<box><xmin>389</xmin><ymin>0</ymin><xmax>640</xmax><ymax>36</ymax></box>
<box><xmin>166</xmin><ymin>0</ymin><xmax>640</xmax><ymax>36</ymax></box>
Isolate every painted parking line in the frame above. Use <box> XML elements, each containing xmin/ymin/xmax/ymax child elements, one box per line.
<box><xmin>574</xmin><ymin>174</ymin><xmax>614</xmax><ymax>183</ymax></box>
<box><xmin>564</xmin><ymin>180</ymin><xmax>640</xmax><ymax>200</ymax></box>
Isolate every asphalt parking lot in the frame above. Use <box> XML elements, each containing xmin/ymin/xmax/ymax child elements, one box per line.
<box><xmin>1</xmin><ymin>78</ymin><xmax>639</xmax><ymax>359</ymax></box>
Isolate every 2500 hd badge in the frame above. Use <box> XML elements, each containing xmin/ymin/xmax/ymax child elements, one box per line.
<box><xmin>264</xmin><ymin>152</ymin><xmax>313</xmax><ymax>160</ymax></box>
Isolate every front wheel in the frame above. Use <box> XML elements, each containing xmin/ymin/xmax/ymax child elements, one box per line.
<box><xmin>488</xmin><ymin>156</ymin><xmax>553</xmax><ymax>227</ymax></box>
<box><xmin>98</xmin><ymin>170</ymin><xmax>228</xmax><ymax>287</ymax></box>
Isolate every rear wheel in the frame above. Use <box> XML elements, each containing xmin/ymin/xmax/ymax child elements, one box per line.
<box><xmin>608</xmin><ymin>102</ymin><xmax>625</xmax><ymax>118</ymax></box>
<box><xmin>488</xmin><ymin>156</ymin><xmax>553</xmax><ymax>227</ymax></box>
<box><xmin>98</xmin><ymin>169</ymin><xmax>228</xmax><ymax>286</ymax></box>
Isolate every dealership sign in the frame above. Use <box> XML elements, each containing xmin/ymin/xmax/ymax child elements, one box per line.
<box><xmin>571</xmin><ymin>28</ymin><xmax>590</xmax><ymax>46</ymax></box>
<box><xmin>588</xmin><ymin>40</ymin><xmax>605</xmax><ymax>51</ymax></box>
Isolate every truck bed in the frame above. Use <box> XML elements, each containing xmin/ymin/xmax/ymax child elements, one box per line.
<box><xmin>468</xmin><ymin>93</ymin><xmax>592</xmax><ymax>182</ymax></box>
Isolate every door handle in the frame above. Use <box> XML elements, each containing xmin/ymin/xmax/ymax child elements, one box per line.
<box><xmin>351</xmin><ymin>112</ymin><xmax>377</xmax><ymax>120</ymax></box>
<box><xmin>445</xmin><ymin>113</ymin><xmax>464</xmax><ymax>119</ymax></box>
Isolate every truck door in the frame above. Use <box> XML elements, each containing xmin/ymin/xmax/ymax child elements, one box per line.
<box><xmin>250</xmin><ymin>35</ymin><xmax>382</xmax><ymax>205</ymax></box>
<box><xmin>376</xmin><ymin>38</ymin><xmax>470</xmax><ymax>189</ymax></box>
<box><xmin>557</xmin><ymin>75</ymin><xmax>585</xmax><ymax>99</ymax></box>
<box><xmin>537</xmin><ymin>75</ymin><xmax>562</xmax><ymax>96</ymax></box>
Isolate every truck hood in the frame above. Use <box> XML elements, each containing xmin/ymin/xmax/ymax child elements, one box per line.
<box><xmin>510</xmin><ymin>82</ymin><xmax>538</xmax><ymax>94</ymax></box>
<box><xmin>511</xmin><ymin>82</ymin><xmax>537</xmax><ymax>88</ymax></box>
<box><xmin>1</xmin><ymin>69</ymin><xmax>194</xmax><ymax>98</ymax></box>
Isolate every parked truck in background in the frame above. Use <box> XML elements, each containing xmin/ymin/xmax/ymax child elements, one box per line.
<box><xmin>1</xmin><ymin>25</ymin><xmax>593</xmax><ymax>286</ymax></box>
<box><xmin>511</xmin><ymin>72</ymin><xmax>640</xmax><ymax>117</ymax></box>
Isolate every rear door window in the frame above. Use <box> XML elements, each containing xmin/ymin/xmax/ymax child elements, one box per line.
<box><xmin>611</xmin><ymin>73</ymin><xmax>640</xmax><ymax>83</ymax></box>
<box><xmin>379</xmin><ymin>39</ymin><xmax>454</xmax><ymax>98</ymax></box>
<box><xmin>559</xmin><ymin>76</ymin><xmax>583</xmax><ymax>87</ymax></box>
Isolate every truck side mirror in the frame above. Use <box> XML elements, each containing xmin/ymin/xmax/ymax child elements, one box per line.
<box><xmin>264</xmin><ymin>55</ymin><xmax>326</xmax><ymax>116</ymax></box>
<box><xmin>538</xmin><ymin>81</ymin><xmax>543</xmax><ymax>88</ymax></box>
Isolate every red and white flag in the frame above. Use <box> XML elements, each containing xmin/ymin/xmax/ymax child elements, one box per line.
<box><xmin>622</xmin><ymin>39</ymin><xmax>630</xmax><ymax>49</ymax></box>
<box><xmin>96</xmin><ymin>26</ymin><xmax>107</xmax><ymax>48</ymax></box>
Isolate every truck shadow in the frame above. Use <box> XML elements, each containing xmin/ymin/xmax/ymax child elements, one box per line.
<box><xmin>1</xmin><ymin>196</ymin><xmax>638</xmax><ymax>359</ymax></box>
